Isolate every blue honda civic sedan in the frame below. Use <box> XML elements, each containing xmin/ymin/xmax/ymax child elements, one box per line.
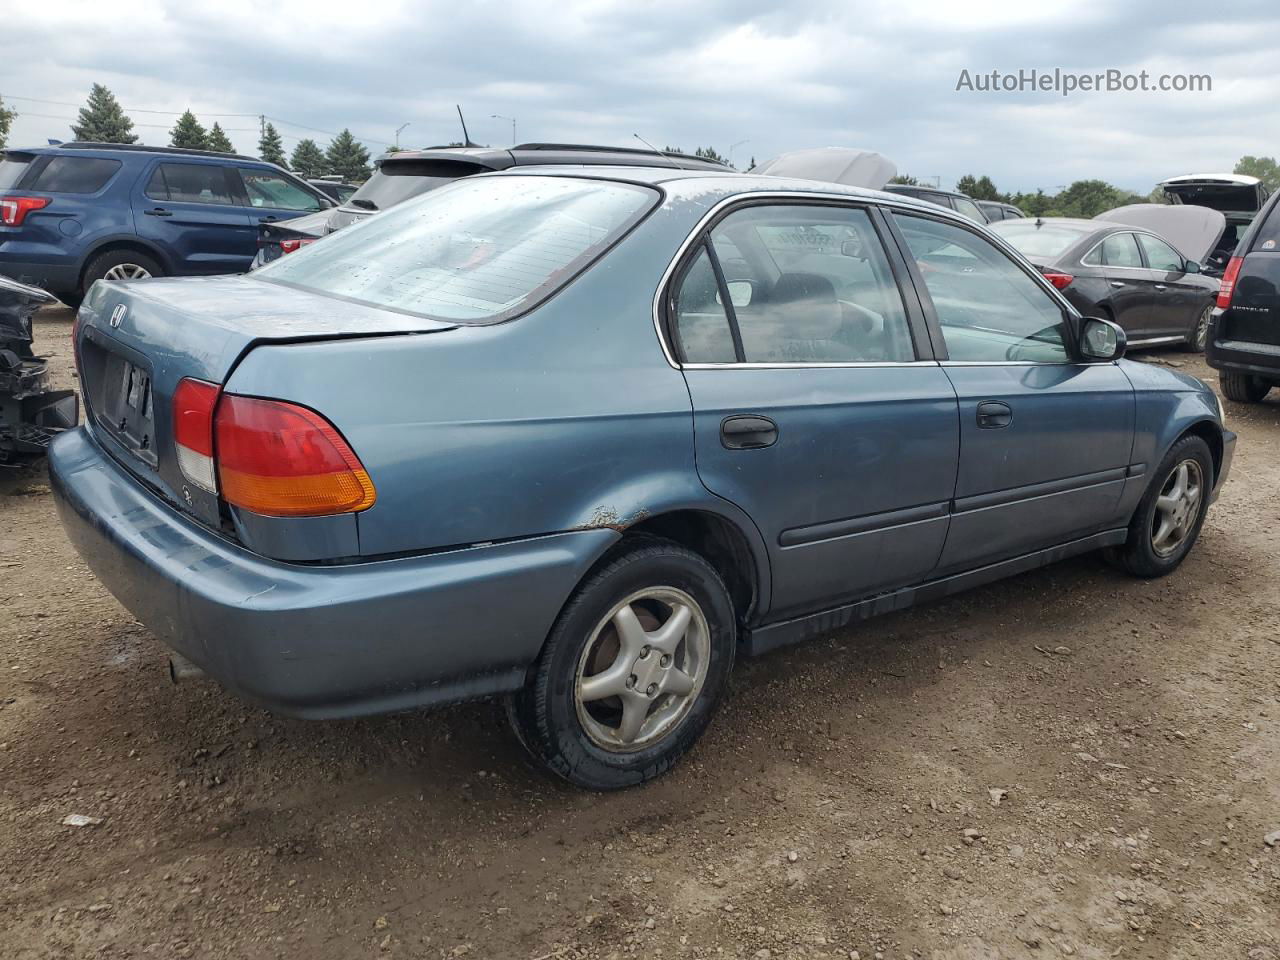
<box><xmin>50</xmin><ymin>167</ymin><xmax>1234</xmax><ymax>789</ymax></box>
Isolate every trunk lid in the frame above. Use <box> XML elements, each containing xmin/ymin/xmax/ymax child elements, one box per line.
<box><xmin>75</xmin><ymin>274</ymin><xmax>456</xmax><ymax>529</ymax></box>
<box><xmin>1159</xmin><ymin>174</ymin><xmax>1267</xmax><ymax>216</ymax></box>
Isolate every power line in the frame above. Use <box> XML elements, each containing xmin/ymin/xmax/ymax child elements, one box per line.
<box><xmin>265</xmin><ymin>116</ymin><xmax>393</xmax><ymax>147</ymax></box>
<box><xmin>0</xmin><ymin>94</ymin><xmax>260</xmax><ymax>117</ymax></box>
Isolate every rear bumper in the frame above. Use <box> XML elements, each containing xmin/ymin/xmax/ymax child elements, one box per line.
<box><xmin>1205</xmin><ymin>320</ymin><xmax>1280</xmax><ymax>378</ymax></box>
<box><xmin>0</xmin><ymin>255</ymin><xmax>80</xmax><ymax>297</ymax></box>
<box><xmin>49</xmin><ymin>426</ymin><xmax>617</xmax><ymax>718</ymax></box>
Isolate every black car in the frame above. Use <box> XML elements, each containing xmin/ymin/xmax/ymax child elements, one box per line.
<box><xmin>1206</xmin><ymin>188</ymin><xmax>1280</xmax><ymax>402</ymax></box>
<box><xmin>882</xmin><ymin>184</ymin><xmax>988</xmax><ymax>223</ymax></box>
<box><xmin>307</xmin><ymin>178</ymin><xmax>358</xmax><ymax>204</ymax></box>
<box><xmin>256</xmin><ymin>143</ymin><xmax>732</xmax><ymax>265</ymax></box>
<box><xmin>1160</xmin><ymin>174</ymin><xmax>1270</xmax><ymax>273</ymax></box>
<box><xmin>990</xmin><ymin>216</ymin><xmax>1219</xmax><ymax>350</ymax></box>
<box><xmin>977</xmin><ymin>200</ymin><xmax>1027</xmax><ymax>222</ymax></box>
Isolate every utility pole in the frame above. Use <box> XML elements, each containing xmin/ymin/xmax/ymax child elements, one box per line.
<box><xmin>395</xmin><ymin>123</ymin><xmax>410</xmax><ymax>149</ymax></box>
<box><xmin>491</xmin><ymin>114</ymin><xmax>516</xmax><ymax>145</ymax></box>
<box><xmin>259</xmin><ymin>114</ymin><xmax>266</xmax><ymax>142</ymax></box>
<box><xmin>729</xmin><ymin>139</ymin><xmax>749</xmax><ymax>169</ymax></box>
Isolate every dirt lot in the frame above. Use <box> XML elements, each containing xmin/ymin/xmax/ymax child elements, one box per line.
<box><xmin>2</xmin><ymin>307</ymin><xmax>1278</xmax><ymax>960</ymax></box>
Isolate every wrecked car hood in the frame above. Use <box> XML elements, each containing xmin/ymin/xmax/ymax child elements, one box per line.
<box><xmin>754</xmin><ymin>148</ymin><xmax>897</xmax><ymax>190</ymax></box>
<box><xmin>0</xmin><ymin>273</ymin><xmax>58</xmax><ymax>344</ymax></box>
<box><xmin>1094</xmin><ymin>203</ymin><xmax>1226</xmax><ymax>264</ymax></box>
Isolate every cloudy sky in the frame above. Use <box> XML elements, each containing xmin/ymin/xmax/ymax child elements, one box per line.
<box><xmin>3</xmin><ymin>0</ymin><xmax>1277</xmax><ymax>193</ymax></box>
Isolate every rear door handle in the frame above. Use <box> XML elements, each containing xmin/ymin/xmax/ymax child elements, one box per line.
<box><xmin>1110</xmin><ymin>281</ymin><xmax>1125</xmax><ymax>288</ymax></box>
<box><xmin>258</xmin><ymin>216</ymin><xmax>279</xmax><ymax>223</ymax></box>
<box><xmin>721</xmin><ymin>415</ymin><xmax>778</xmax><ymax>450</ymax></box>
<box><xmin>976</xmin><ymin>400</ymin><xmax>1012</xmax><ymax>429</ymax></box>
<box><xmin>1154</xmin><ymin>284</ymin><xmax>1167</xmax><ymax>290</ymax></box>
<box><xmin>144</xmin><ymin>207</ymin><xmax>172</xmax><ymax>217</ymax></box>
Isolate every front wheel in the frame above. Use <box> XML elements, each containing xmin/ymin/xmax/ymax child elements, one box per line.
<box><xmin>507</xmin><ymin>537</ymin><xmax>736</xmax><ymax>790</ymax></box>
<box><xmin>1219</xmin><ymin>370</ymin><xmax>1272</xmax><ymax>403</ymax></box>
<box><xmin>1108</xmin><ymin>435</ymin><xmax>1213</xmax><ymax>578</ymax></box>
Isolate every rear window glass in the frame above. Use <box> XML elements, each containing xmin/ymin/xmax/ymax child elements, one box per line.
<box><xmin>990</xmin><ymin>221</ymin><xmax>1090</xmax><ymax>259</ymax></box>
<box><xmin>0</xmin><ymin>153</ymin><xmax>34</xmax><ymax>190</ymax></box>
<box><xmin>257</xmin><ymin>176</ymin><xmax>658</xmax><ymax>323</ymax></box>
<box><xmin>345</xmin><ymin>160</ymin><xmax>485</xmax><ymax>212</ymax></box>
<box><xmin>30</xmin><ymin>156</ymin><xmax>121</xmax><ymax>194</ymax></box>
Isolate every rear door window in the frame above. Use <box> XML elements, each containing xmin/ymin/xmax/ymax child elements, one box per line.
<box><xmin>237</xmin><ymin>168</ymin><xmax>325</xmax><ymax>212</ymax></box>
<box><xmin>1136</xmin><ymin>233</ymin><xmax>1183</xmax><ymax>271</ymax></box>
<box><xmin>145</xmin><ymin>163</ymin><xmax>235</xmax><ymax>205</ymax></box>
<box><xmin>29</xmin><ymin>156</ymin><xmax>121</xmax><ymax>194</ymax></box>
<box><xmin>951</xmin><ymin>196</ymin><xmax>986</xmax><ymax>222</ymax></box>
<box><xmin>671</xmin><ymin>247</ymin><xmax>738</xmax><ymax>363</ymax></box>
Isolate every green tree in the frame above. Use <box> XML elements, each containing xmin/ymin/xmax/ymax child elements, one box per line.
<box><xmin>169</xmin><ymin>110</ymin><xmax>207</xmax><ymax>149</ymax></box>
<box><xmin>888</xmin><ymin>174</ymin><xmax>919</xmax><ymax>186</ymax></box>
<box><xmin>71</xmin><ymin>84</ymin><xmax>137</xmax><ymax>143</ymax></box>
<box><xmin>955</xmin><ymin>174</ymin><xmax>1000</xmax><ymax>201</ymax></box>
<box><xmin>694</xmin><ymin>146</ymin><xmax>727</xmax><ymax>164</ymax></box>
<box><xmin>1049</xmin><ymin>179</ymin><xmax>1142</xmax><ymax>218</ymax></box>
<box><xmin>1234</xmin><ymin>155</ymin><xmax>1280</xmax><ymax>193</ymax></box>
<box><xmin>258</xmin><ymin>122</ymin><xmax>287</xmax><ymax>166</ymax></box>
<box><xmin>0</xmin><ymin>96</ymin><xmax>14</xmax><ymax>150</ymax></box>
<box><xmin>325</xmin><ymin>129</ymin><xmax>371</xmax><ymax>181</ymax></box>
<box><xmin>289</xmin><ymin>138</ymin><xmax>327</xmax><ymax>178</ymax></box>
<box><xmin>205</xmin><ymin>122</ymin><xmax>234</xmax><ymax>153</ymax></box>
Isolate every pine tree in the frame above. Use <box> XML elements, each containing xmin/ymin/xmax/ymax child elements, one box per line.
<box><xmin>71</xmin><ymin>84</ymin><xmax>138</xmax><ymax>143</ymax></box>
<box><xmin>170</xmin><ymin>111</ymin><xmax>208</xmax><ymax>150</ymax></box>
<box><xmin>258</xmin><ymin>123</ymin><xmax>286</xmax><ymax>166</ymax></box>
<box><xmin>0</xmin><ymin>96</ymin><xmax>14</xmax><ymax>150</ymax></box>
<box><xmin>289</xmin><ymin>138</ymin><xmax>327</xmax><ymax>178</ymax></box>
<box><xmin>325</xmin><ymin>130</ymin><xmax>371</xmax><ymax>182</ymax></box>
<box><xmin>205</xmin><ymin>122</ymin><xmax>234</xmax><ymax>154</ymax></box>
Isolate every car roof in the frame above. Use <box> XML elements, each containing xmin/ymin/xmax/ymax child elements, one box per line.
<box><xmin>377</xmin><ymin>142</ymin><xmax>730</xmax><ymax>173</ymax></box>
<box><xmin>989</xmin><ymin>217</ymin><xmax>1111</xmax><ymax>237</ymax></box>
<box><xmin>7</xmin><ymin>141</ymin><xmax>263</xmax><ymax>163</ymax></box>
<box><xmin>882</xmin><ymin>183</ymin><xmax>975</xmax><ymax>200</ymax></box>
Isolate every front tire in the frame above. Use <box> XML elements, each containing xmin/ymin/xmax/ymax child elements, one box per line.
<box><xmin>507</xmin><ymin>537</ymin><xmax>736</xmax><ymax>790</ymax></box>
<box><xmin>1219</xmin><ymin>370</ymin><xmax>1272</xmax><ymax>403</ymax></box>
<box><xmin>1108</xmin><ymin>435</ymin><xmax>1213</xmax><ymax>578</ymax></box>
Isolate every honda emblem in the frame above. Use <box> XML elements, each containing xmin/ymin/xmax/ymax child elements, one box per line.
<box><xmin>109</xmin><ymin>304</ymin><xmax>127</xmax><ymax>328</ymax></box>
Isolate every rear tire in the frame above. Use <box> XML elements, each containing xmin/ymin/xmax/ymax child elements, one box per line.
<box><xmin>80</xmin><ymin>249</ymin><xmax>163</xmax><ymax>300</ymax></box>
<box><xmin>1108</xmin><ymin>435</ymin><xmax>1213</xmax><ymax>578</ymax></box>
<box><xmin>507</xmin><ymin>537</ymin><xmax>736</xmax><ymax>790</ymax></box>
<box><xmin>1219</xmin><ymin>370</ymin><xmax>1271</xmax><ymax>403</ymax></box>
<box><xmin>1182</xmin><ymin>304</ymin><xmax>1211</xmax><ymax>352</ymax></box>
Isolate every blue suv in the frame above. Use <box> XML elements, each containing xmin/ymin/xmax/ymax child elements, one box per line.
<box><xmin>0</xmin><ymin>142</ymin><xmax>333</xmax><ymax>305</ymax></box>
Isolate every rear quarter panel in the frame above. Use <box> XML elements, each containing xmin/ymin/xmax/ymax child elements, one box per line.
<box><xmin>224</xmin><ymin>192</ymin><xmax>769</xmax><ymax>570</ymax></box>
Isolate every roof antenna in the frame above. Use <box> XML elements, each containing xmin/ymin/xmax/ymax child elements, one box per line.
<box><xmin>632</xmin><ymin>133</ymin><xmax>681</xmax><ymax>169</ymax></box>
<box><xmin>457</xmin><ymin>105</ymin><xmax>480</xmax><ymax>148</ymax></box>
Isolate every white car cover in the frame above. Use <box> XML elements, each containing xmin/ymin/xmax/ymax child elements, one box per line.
<box><xmin>754</xmin><ymin>148</ymin><xmax>897</xmax><ymax>190</ymax></box>
<box><xmin>1095</xmin><ymin>204</ymin><xmax>1226</xmax><ymax>264</ymax></box>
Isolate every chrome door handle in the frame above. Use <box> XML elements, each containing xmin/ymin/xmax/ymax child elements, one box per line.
<box><xmin>1155</xmin><ymin>284</ymin><xmax>1167</xmax><ymax>290</ymax></box>
<box><xmin>1110</xmin><ymin>281</ymin><xmax>1125</xmax><ymax>288</ymax></box>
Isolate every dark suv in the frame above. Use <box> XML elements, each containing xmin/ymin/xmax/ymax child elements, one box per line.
<box><xmin>1206</xmin><ymin>189</ymin><xmax>1280</xmax><ymax>402</ymax></box>
<box><xmin>255</xmin><ymin>143</ymin><xmax>732</xmax><ymax>264</ymax></box>
<box><xmin>0</xmin><ymin>142</ymin><xmax>333</xmax><ymax>304</ymax></box>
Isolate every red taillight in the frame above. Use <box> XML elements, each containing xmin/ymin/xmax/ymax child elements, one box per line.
<box><xmin>278</xmin><ymin>237</ymin><xmax>316</xmax><ymax>254</ymax></box>
<box><xmin>1042</xmin><ymin>271</ymin><xmax>1074</xmax><ymax>290</ymax></box>
<box><xmin>214</xmin><ymin>395</ymin><xmax>375</xmax><ymax>517</ymax></box>
<box><xmin>1217</xmin><ymin>255</ymin><xmax>1243</xmax><ymax>309</ymax></box>
<box><xmin>173</xmin><ymin>378</ymin><xmax>220</xmax><ymax>493</ymax></box>
<box><xmin>0</xmin><ymin>195</ymin><xmax>50</xmax><ymax>226</ymax></box>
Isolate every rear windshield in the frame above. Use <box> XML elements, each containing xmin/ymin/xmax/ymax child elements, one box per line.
<box><xmin>344</xmin><ymin>160</ymin><xmax>486</xmax><ymax>212</ymax></box>
<box><xmin>30</xmin><ymin>156</ymin><xmax>121</xmax><ymax>193</ymax></box>
<box><xmin>257</xmin><ymin>175</ymin><xmax>658</xmax><ymax>323</ymax></box>
<box><xmin>990</xmin><ymin>221</ymin><xmax>1090</xmax><ymax>258</ymax></box>
<box><xmin>0</xmin><ymin>152</ymin><xmax>34</xmax><ymax>190</ymax></box>
<box><xmin>1164</xmin><ymin>182</ymin><xmax>1262</xmax><ymax>213</ymax></box>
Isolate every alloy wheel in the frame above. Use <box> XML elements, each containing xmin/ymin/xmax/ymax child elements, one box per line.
<box><xmin>574</xmin><ymin>587</ymin><xmax>710</xmax><ymax>752</ymax></box>
<box><xmin>1151</xmin><ymin>458</ymin><xmax>1203</xmax><ymax>557</ymax></box>
<box><xmin>103</xmin><ymin>263</ymin><xmax>153</xmax><ymax>281</ymax></box>
<box><xmin>1193</xmin><ymin>306</ymin><xmax>1211</xmax><ymax>351</ymax></box>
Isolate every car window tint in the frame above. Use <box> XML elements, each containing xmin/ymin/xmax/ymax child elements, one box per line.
<box><xmin>239</xmin><ymin>169</ymin><xmax>323</xmax><ymax>212</ymax></box>
<box><xmin>894</xmin><ymin>212</ymin><xmax>1070</xmax><ymax>363</ymax></box>
<box><xmin>30</xmin><ymin>156</ymin><xmax>121</xmax><ymax>194</ymax></box>
<box><xmin>1252</xmin><ymin>200</ymin><xmax>1280</xmax><ymax>251</ymax></box>
<box><xmin>147</xmin><ymin>163</ymin><xmax>233</xmax><ymax>205</ymax></box>
<box><xmin>1099</xmin><ymin>233</ymin><xmax>1143</xmax><ymax>268</ymax></box>
<box><xmin>257</xmin><ymin>176</ymin><xmax>657</xmax><ymax>323</ymax></box>
<box><xmin>0</xmin><ymin>153</ymin><xmax>34</xmax><ymax>190</ymax></box>
<box><xmin>672</xmin><ymin>246</ymin><xmax>737</xmax><ymax>363</ymax></box>
<box><xmin>993</xmin><ymin>222</ymin><xmax>1090</xmax><ymax>259</ymax></box>
<box><xmin>951</xmin><ymin>197</ymin><xmax>985</xmax><ymax>222</ymax></box>
<box><xmin>1136</xmin><ymin>233</ymin><xmax>1183</xmax><ymax>271</ymax></box>
<box><xmin>707</xmin><ymin>205</ymin><xmax>915</xmax><ymax>363</ymax></box>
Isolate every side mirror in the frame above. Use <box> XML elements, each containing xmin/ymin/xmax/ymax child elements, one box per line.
<box><xmin>718</xmin><ymin>279</ymin><xmax>756</xmax><ymax>308</ymax></box>
<box><xmin>1080</xmin><ymin>316</ymin><xmax>1126</xmax><ymax>362</ymax></box>
<box><xmin>1184</xmin><ymin>259</ymin><xmax>1201</xmax><ymax>274</ymax></box>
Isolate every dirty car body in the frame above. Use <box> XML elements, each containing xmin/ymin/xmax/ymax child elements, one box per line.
<box><xmin>0</xmin><ymin>274</ymin><xmax>77</xmax><ymax>463</ymax></box>
<box><xmin>50</xmin><ymin>168</ymin><xmax>1233</xmax><ymax>788</ymax></box>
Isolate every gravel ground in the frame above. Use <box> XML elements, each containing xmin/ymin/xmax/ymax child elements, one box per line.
<box><xmin>2</xmin><ymin>307</ymin><xmax>1279</xmax><ymax>960</ymax></box>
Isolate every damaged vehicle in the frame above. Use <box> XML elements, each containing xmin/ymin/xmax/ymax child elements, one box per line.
<box><xmin>989</xmin><ymin>214</ymin><xmax>1219</xmax><ymax>350</ymax></box>
<box><xmin>0</xmin><ymin>275</ymin><xmax>77</xmax><ymax>464</ymax></box>
<box><xmin>1159</xmin><ymin>174</ymin><xmax>1270</xmax><ymax>275</ymax></box>
<box><xmin>51</xmin><ymin>169</ymin><xmax>1232</xmax><ymax>789</ymax></box>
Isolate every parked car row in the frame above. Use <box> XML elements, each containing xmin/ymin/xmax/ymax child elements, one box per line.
<box><xmin>50</xmin><ymin>166</ymin><xmax>1234</xmax><ymax>789</ymax></box>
